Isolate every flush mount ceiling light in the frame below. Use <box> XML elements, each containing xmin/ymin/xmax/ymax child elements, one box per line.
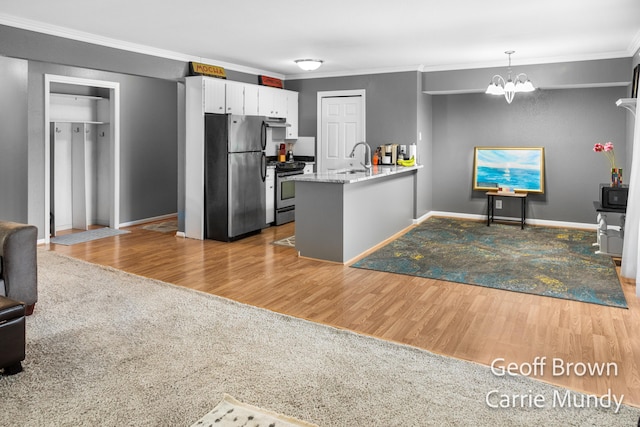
<box><xmin>294</xmin><ymin>59</ymin><xmax>323</xmax><ymax>71</ymax></box>
<box><xmin>485</xmin><ymin>51</ymin><xmax>535</xmax><ymax>104</ymax></box>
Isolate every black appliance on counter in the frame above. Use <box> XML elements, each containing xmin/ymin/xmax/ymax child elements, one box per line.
<box><xmin>600</xmin><ymin>184</ymin><xmax>628</xmax><ymax>209</ymax></box>
<box><xmin>204</xmin><ymin>114</ymin><xmax>267</xmax><ymax>241</ymax></box>
<box><xmin>275</xmin><ymin>161</ymin><xmax>306</xmax><ymax>225</ymax></box>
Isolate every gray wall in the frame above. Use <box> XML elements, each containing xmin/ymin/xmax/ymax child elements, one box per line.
<box><xmin>287</xmin><ymin>60</ymin><xmax>631</xmax><ymax>224</ymax></box>
<box><xmin>0</xmin><ymin>56</ymin><xmax>28</xmax><ymax>223</ymax></box>
<box><xmin>286</xmin><ymin>71</ymin><xmax>420</xmax><ymax>147</ymax></box>
<box><xmin>286</xmin><ymin>71</ymin><xmax>435</xmax><ymax>218</ymax></box>
<box><xmin>0</xmin><ymin>24</ymin><xmax>188</xmax><ymax>81</ymax></box>
<box><xmin>422</xmin><ymin>58</ymin><xmax>632</xmax><ymax>94</ymax></box>
<box><xmin>431</xmin><ymin>86</ymin><xmax>628</xmax><ymax>223</ymax></box>
<box><xmin>0</xmin><ymin>24</ymin><xmax>268</xmax><ymax>236</ymax></box>
<box><xmin>416</xmin><ymin>77</ymin><xmax>433</xmax><ymax>215</ymax></box>
<box><xmin>1</xmin><ymin>23</ymin><xmax>635</xmax><ymax>231</ymax></box>
<box><xmin>26</xmin><ymin>61</ymin><xmax>178</xmax><ymax>234</ymax></box>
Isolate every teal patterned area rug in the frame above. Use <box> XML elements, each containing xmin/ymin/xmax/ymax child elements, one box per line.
<box><xmin>352</xmin><ymin>217</ymin><xmax>627</xmax><ymax>308</ymax></box>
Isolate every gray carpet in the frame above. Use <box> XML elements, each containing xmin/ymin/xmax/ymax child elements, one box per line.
<box><xmin>1</xmin><ymin>250</ymin><xmax>639</xmax><ymax>426</ymax></box>
<box><xmin>50</xmin><ymin>227</ymin><xmax>130</xmax><ymax>245</ymax></box>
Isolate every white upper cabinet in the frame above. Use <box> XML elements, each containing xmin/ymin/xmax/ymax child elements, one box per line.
<box><xmin>244</xmin><ymin>84</ymin><xmax>259</xmax><ymax>116</ymax></box>
<box><xmin>197</xmin><ymin>76</ymin><xmax>296</xmax><ymax>122</ymax></box>
<box><xmin>258</xmin><ymin>86</ymin><xmax>287</xmax><ymax>118</ymax></box>
<box><xmin>258</xmin><ymin>86</ymin><xmax>273</xmax><ymax>116</ymax></box>
<box><xmin>225</xmin><ymin>82</ymin><xmax>244</xmax><ymax>115</ymax></box>
<box><xmin>286</xmin><ymin>91</ymin><xmax>298</xmax><ymax>139</ymax></box>
<box><xmin>274</xmin><ymin>89</ymin><xmax>287</xmax><ymax>118</ymax></box>
<box><xmin>203</xmin><ymin>78</ymin><xmax>225</xmax><ymax>113</ymax></box>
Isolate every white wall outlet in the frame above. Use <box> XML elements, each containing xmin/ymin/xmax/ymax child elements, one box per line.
<box><xmin>495</xmin><ymin>200</ymin><xmax>503</xmax><ymax>209</ymax></box>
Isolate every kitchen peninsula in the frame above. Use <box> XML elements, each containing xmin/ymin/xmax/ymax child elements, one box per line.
<box><xmin>290</xmin><ymin>164</ymin><xmax>422</xmax><ymax>263</ymax></box>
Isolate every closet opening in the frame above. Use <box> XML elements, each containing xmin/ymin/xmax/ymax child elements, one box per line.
<box><xmin>44</xmin><ymin>75</ymin><xmax>120</xmax><ymax>243</ymax></box>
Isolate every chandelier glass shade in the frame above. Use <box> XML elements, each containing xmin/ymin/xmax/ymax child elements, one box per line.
<box><xmin>294</xmin><ymin>59</ymin><xmax>323</xmax><ymax>71</ymax></box>
<box><xmin>486</xmin><ymin>51</ymin><xmax>535</xmax><ymax>104</ymax></box>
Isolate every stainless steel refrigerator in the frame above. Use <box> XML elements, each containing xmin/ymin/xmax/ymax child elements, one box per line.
<box><xmin>204</xmin><ymin>114</ymin><xmax>267</xmax><ymax>241</ymax></box>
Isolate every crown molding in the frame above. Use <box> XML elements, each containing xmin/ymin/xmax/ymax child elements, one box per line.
<box><xmin>1</xmin><ymin>12</ymin><xmax>635</xmax><ymax>81</ymax></box>
<box><xmin>285</xmin><ymin>64</ymin><xmax>423</xmax><ymax>80</ymax></box>
<box><xmin>420</xmin><ymin>51</ymin><xmax>635</xmax><ymax>73</ymax></box>
<box><xmin>0</xmin><ymin>14</ymin><xmax>285</xmax><ymax>79</ymax></box>
<box><xmin>286</xmin><ymin>51</ymin><xmax>635</xmax><ymax>80</ymax></box>
<box><xmin>628</xmin><ymin>29</ymin><xmax>640</xmax><ymax>57</ymax></box>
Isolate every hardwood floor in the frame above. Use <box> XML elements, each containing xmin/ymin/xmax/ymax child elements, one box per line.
<box><xmin>46</xmin><ymin>219</ymin><xmax>640</xmax><ymax>408</ymax></box>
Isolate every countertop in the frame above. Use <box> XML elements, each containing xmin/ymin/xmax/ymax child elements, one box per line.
<box><xmin>266</xmin><ymin>156</ymin><xmax>315</xmax><ymax>166</ymax></box>
<box><xmin>288</xmin><ymin>164</ymin><xmax>422</xmax><ymax>184</ymax></box>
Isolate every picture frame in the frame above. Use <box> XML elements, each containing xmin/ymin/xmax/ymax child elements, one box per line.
<box><xmin>473</xmin><ymin>147</ymin><xmax>545</xmax><ymax>193</ymax></box>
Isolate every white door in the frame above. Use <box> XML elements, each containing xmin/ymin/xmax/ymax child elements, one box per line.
<box><xmin>319</xmin><ymin>94</ymin><xmax>364</xmax><ymax>171</ymax></box>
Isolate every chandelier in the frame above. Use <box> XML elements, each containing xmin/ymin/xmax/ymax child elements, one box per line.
<box><xmin>485</xmin><ymin>51</ymin><xmax>535</xmax><ymax>103</ymax></box>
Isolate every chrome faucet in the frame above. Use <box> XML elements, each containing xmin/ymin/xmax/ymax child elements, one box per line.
<box><xmin>349</xmin><ymin>142</ymin><xmax>372</xmax><ymax>170</ymax></box>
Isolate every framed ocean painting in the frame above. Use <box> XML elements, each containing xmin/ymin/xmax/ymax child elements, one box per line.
<box><xmin>473</xmin><ymin>147</ymin><xmax>545</xmax><ymax>193</ymax></box>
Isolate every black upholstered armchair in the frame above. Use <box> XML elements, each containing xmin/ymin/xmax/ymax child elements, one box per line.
<box><xmin>0</xmin><ymin>296</ymin><xmax>25</xmax><ymax>375</ymax></box>
<box><xmin>0</xmin><ymin>221</ymin><xmax>38</xmax><ymax>315</ymax></box>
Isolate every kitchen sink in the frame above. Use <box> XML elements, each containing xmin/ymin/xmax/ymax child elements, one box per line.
<box><xmin>335</xmin><ymin>168</ymin><xmax>367</xmax><ymax>174</ymax></box>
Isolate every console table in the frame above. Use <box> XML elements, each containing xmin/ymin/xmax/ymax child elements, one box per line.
<box><xmin>486</xmin><ymin>191</ymin><xmax>528</xmax><ymax>229</ymax></box>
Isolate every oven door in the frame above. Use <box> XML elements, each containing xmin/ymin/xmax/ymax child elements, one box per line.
<box><xmin>275</xmin><ymin>170</ymin><xmax>302</xmax><ymax>225</ymax></box>
<box><xmin>276</xmin><ymin>173</ymin><xmax>299</xmax><ymax>210</ymax></box>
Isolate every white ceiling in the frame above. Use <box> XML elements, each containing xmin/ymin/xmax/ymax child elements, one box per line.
<box><xmin>1</xmin><ymin>0</ymin><xmax>640</xmax><ymax>79</ymax></box>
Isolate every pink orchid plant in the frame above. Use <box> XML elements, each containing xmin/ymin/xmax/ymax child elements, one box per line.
<box><xmin>593</xmin><ymin>142</ymin><xmax>616</xmax><ymax>169</ymax></box>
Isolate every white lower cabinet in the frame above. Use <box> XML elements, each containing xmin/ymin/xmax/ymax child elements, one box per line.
<box><xmin>266</xmin><ymin>166</ymin><xmax>275</xmax><ymax>224</ymax></box>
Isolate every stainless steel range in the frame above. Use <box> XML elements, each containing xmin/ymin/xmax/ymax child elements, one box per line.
<box><xmin>275</xmin><ymin>161</ymin><xmax>305</xmax><ymax>225</ymax></box>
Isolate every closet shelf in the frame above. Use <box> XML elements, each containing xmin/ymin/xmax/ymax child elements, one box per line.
<box><xmin>50</xmin><ymin>93</ymin><xmax>107</xmax><ymax>101</ymax></box>
<box><xmin>50</xmin><ymin>120</ymin><xmax>108</xmax><ymax>125</ymax></box>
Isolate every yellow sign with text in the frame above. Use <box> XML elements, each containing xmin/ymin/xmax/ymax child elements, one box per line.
<box><xmin>189</xmin><ymin>62</ymin><xmax>226</xmax><ymax>79</ymax></box>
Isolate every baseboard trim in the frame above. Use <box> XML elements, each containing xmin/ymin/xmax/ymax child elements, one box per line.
<box><xmin>415</xmin><ymin>211</ymin><xmax>596</xmax><ymax>230</ymax></box>
<box><xmin>119</xmin><ymin>213</ymin><xmax>177</xmax><ymax>228</ymax></box>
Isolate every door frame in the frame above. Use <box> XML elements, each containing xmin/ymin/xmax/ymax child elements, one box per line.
<box><xmin>44</xmin><ymin>74</ymin><xmax>120</xmax><ymax>243</ymax></box>
<box><xmin>316</xmin><ymin>89</ymin><xmax>366</xmax><ymax>172</ymax></box>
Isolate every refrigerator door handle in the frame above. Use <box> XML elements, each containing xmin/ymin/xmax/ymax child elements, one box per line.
<box><xmin>260</xmin><ymin>121</ymin><xmax>267</xmax><ymax>151</ymax></box>
<box><xmin>261</xmin><ymin>153</ymin><xmax>267</xmax><ymax>182</ymax></box>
